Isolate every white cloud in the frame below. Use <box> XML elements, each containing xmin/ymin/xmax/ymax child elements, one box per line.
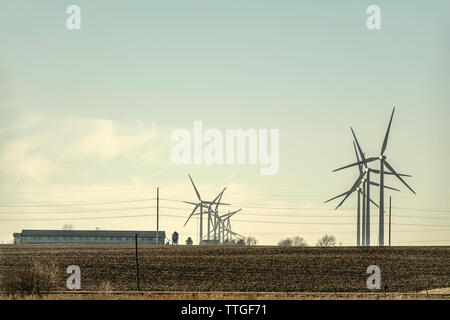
<box><xmin>74</xmin><ymin>119</ymin><xmax>158</xmax><ymax>160</ymax></box>
<box><xmin>0</xmin><ymin>141</ymin><xmax>54</xmax><ymax>183</ymax></box>
<box><xmin>0</xmin><ymin>115</ymin><xmax>162</xmax><ymax>184</ymax></box>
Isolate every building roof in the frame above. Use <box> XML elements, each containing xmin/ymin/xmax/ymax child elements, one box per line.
<box><xmin>19</xmin><ymin>230</ymin><xmax>165</xmax><ymax>238</ymax></box>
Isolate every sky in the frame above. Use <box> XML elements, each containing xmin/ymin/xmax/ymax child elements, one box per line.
<box><xmin>0</xmin><ymin>1</ymin><xmax>449</xmax><ymax>245</ymax></box>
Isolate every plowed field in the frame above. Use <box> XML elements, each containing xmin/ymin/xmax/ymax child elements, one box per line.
<box><xmin>0</xmin><ymin>245</ymin><xmax>448</xmax><ymax>292</ymax></box>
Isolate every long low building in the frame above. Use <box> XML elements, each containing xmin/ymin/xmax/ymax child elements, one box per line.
<box><xmin>13</xmin><ymin>229</ymin><xmax>166</xmax><ymax>244</ymax></box>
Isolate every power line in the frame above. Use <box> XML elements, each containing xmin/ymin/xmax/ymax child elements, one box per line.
<box><xmin>0</xmin><ymin>187</ymin><xmax>157</xmax><ymax>194</ymax></box>
<box><xmin>229</xmin><ymin>219</ymin><xmax>450</xmax><ymax>228</ymax></box>
<box><xmin>1</xmin><ymin>194</ymin><xmax>449</xmax><ymax>214</ymax></box>
<box><xmin>157</xmin><ymin>204</ymin><xmax>450</xmax><ymax>221</ymax></box>
<box><xmin>160</xmin><ymin>197</ymin><xmax>450</xmax><ymax>213</ymax></box>
<box><xmin>158</xmin><ymin>187</ymin><xmax>449</xmax><ymax>200</ymax></box>
<box><xmin>2</xmin><ymin>186</ymin><xmax>448</xmax><ymax>201</ymax></box>
<box><xmin>0</xmin><ymin>214</ymin><xmax>155</xmax><ymax>222</ymax></box>
<box><xmin>1</xmin><ymin>208</ymin><xmax>449</xmax><ymax>231</ymax></box>
<box><xmin>0</xmin><ymin>198</ymin><xmax>156</xmax><ymax>207</ymax></box>
<box><xmin>0</xmin><ymin>201</ymin><xmax>448</xmax><ymax>227</ymax></box>
<box><xmin>0</xmin><ymin>206</ymin><xmax>156</xmax><ymax>215</ymax></box>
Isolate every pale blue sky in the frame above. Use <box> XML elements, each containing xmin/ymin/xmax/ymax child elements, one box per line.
<box><xmin>0</xmin><ymin>1</ymin><xmax>449</xmax><ymax>245</ymax></box>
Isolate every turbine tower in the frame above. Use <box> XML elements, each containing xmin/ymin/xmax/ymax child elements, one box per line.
<box><xmin>376</xmin><ymin>107</ymin><xmax>416</xmax><ymax>245</ymax></box>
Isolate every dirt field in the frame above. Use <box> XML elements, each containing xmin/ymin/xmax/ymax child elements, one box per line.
<box><xmin>0</xmin><ymin>245</ymin><xmax>448</xmax><ymax>294</ymax></box>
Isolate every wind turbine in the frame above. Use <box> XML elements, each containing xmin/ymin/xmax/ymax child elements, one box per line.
<box><xmin>326</xmin><ymin>132</ymin><xmax>401</xmax><ymax>246</ymax></box>
<box><xmin>332</xmin><ymin>107</ymin><xmax>415</xmax><ymax>246</ymax></box>
<box><xmin>212</xmin><ymin>189</ymin><xmax>225</xmax><ymax>241</ymax></box>
<box><xmin>183</xmin><ymin>174</ymin><xmax>228</xmax><ymax>244</ymax></box>
<box><xmin>220</xmin><ymin>209</ymin><xmax>242</xmax><ymax>242</ymax></box>
<box><xmin>204</xmin><ymin>208</ymin><xmax>244</xmax><ymax>244</ymax></box>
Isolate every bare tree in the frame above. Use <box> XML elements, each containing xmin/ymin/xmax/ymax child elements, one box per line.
<box><xmin>278</xmin><ymin>236</ymin><xmax>308</xmax><ymax>247</ymax></box>
<box><xmin>292</xmin><ymin>236</ymin><xmax>308</xmax><ymax>246</ymax></box>
<box><xmin>278</xmin><ymin>238</ymin><xmax>293</xmax><ymax>246</ymax></box>
<box><xmin>316</xmin><ymin>234</ymin><xmax>337</xmax><ymax>247</ymax></box>
<box><xmin>245</xmin><ymin>237</ymin><xmax>258</xmax><ymax>246</ymax></box>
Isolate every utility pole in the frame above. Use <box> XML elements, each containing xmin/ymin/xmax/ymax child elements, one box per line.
<box><xmin>199</xmin><ymin>205</ymin><xmax>203</xmax><ymax>245</ymax></box>
<box><xmin>389</xmin><ymin>196</ymin><xmax>392</xmax><ymax>246</ymax></box>
<box><xmin>362</xmin><ymin>182</ymin><xmax>366</xmax><ymax>246</ymax></box>
<box><xmin>135</xmin><ymin>234</ymin><xmax>140</xmax><ymax>291</ymax></box>
<box><xmin>156</xmin><ymin>187</ymin><xmax>159</xmax><ymax>245</ymax></box>
<box><xmin>357</xmin><ymin>189</ymin><xmax>361</xmax><ymax>246</ymax></box>
<box><xmin>366</xmin><ymin>170</ymin><xmax>371</xmax><ymax>246</ymax></box>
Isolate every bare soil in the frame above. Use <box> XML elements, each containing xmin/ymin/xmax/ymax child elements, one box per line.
<box><xmin>0</xmin><ymin>245</ymin><xmax>448</xmax><ymax>294</ymax></box>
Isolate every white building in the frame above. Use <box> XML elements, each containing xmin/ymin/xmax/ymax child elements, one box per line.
<box><xmin>13</xmin><ymin>230</ymin><xmax>166</xmax><ymax>244</ymax></box>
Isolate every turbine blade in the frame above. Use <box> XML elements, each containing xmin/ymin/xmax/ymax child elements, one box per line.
<box><xmin>221</xmin><ymin>214</ymin><xmax>233</xmax><ymax>221</ymax></box>
<box><xmin>336</xmin><ymin>192</ymin><xmax>352</xmax><ymax>209</ymax></box>
<box><xmin>203</xmin><ymin>201</ymin><xmax>230</xmax><ymax>205</ymax></box>
<box><xmin>229</xmin><ymin>230</ymin><xmax>244</xmax><ymax>238</ymax></box>
<box><xmin>182</xmin><ymin>201</ymin><xmax>199</xmax><ymax>206</ymax></box>
<box><xmin>369</xmin><ymin>197</ymin><xmax>379</xmax><ymax>208</ymax></box>
<box><xmin>188</xmin><ymin>174</ymin><xmax>202</xmax><ymax>201</ymax></box>
<box><xmin>381</xmin><ymin>107</ymin><xmax>395</xmax><ymax>155</ymax></box>
<box><xmin>325</xmin><ymin>191</ymin><xmax>350</xmax><ymax>203</ymax></box>
<box><xmin>213</xmin><ymin>187</ymin><xmax>227</xmax><ymax>211</ymax></box>
<box><xmin>221</xmin><ymin>208</ymin><xmax>242</xmax><ymax>220</ymax></box>
<box><xmin>387</xmin><ymin>172</ymin><xmax>411</xmax><ymax>178</ymax></box>
<box><xmin>211</xmin><ymin>187</ymin><xmax>226</xmax><ymax>203</ymax></box>
<box><xmin>335</xmin><ymin>173</ymin><xmax>363</xmax><ymax>209</ymax></box>
<box><xmin>183</xmin><ymin>203</ymin><xmax>199</xmax><ymax>227</ymax></box>
<box><xmin>370</xmin><ymin>169</ymin><xmax>411</xmax><ymax>177</ymax></box>
<box><xmin>353</xmin><ymin>141</ymin><xmax>363</xmax><ymax>174</ymax></box>
<box><xmin>229</xmin><ymin>208</ymin><xmax>242</xmax><ymax>217</ymax></box>
<box><xmin>369</xmin><ymin>181</ymin><xmax>400</xmax><ymax>192</ymax></box>
<box><xmin>384</xmin><ymin>161</ymin><xmax>416</xmax><ymax>194</ymax></box>
<box><xmin>333</xmin><ymin>157</ymin><xmax>378</xmax><ymax>172</ymax></box>
<box><xmin>384</xmin><ymin>185</ymin><xmax>401</xmax><ymax>192</ymax></box>
<box><xmin>351</xmin><ymin>128</ymin><xmax>367</xmax><ymax>166</ymax></box>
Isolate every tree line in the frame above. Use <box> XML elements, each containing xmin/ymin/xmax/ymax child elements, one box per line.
<box><xmin>183</xmin><ymin>234</ymin><xmax>339</xmax><ymax>246</ymax></box>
